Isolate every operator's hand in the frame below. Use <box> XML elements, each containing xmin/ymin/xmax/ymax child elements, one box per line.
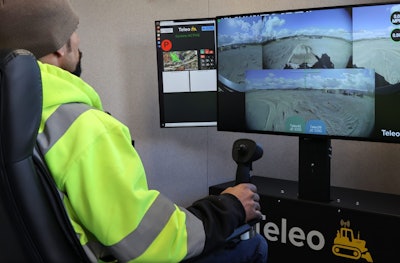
<box><xmin>221</xmin><ymin>183</ymin><xmax>262</xmax><ymax>223</ymax></box>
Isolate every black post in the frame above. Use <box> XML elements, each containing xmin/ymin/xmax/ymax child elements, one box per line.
<box><xmin>298</xmin><ymin>136</ymin><xmax>331</xmax><ymax>202</ymax></box>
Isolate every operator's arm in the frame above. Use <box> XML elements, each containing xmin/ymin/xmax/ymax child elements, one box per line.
<box><xmin>187</xmin><ymin>193</ymin><xmax>244</xmax><ymax>251</ymax></box>
<box><xmin>48</xmin><ymin>109</ymin><xmax>257</xmax><ymax>262</ymax></box>
<box><xmin>187</xmin><ymin>183</ymin><xmax>261</xmax><ymax>253</ymax></box>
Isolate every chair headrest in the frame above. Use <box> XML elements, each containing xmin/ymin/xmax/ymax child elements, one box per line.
<box><xmin>0</xmin><ymin>49</ymin><xmax>42</xmax><ymax>163</ymax></box>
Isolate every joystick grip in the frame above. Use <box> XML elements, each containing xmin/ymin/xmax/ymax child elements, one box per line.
<box><xmin>235</xmin><ymin>163</ymin><xmax>252</xmax><ymax>184</ymax></box>
<box><xmin>232</xmin><ymin>139</ymin><xmax>263</xmax><ymax>185</ymax></box>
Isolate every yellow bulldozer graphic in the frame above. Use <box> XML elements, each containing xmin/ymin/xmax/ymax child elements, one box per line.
<box><xmin>332</xmin><ymin>220</ymin><xmax>373</xmax><ymax>262</ymax></box>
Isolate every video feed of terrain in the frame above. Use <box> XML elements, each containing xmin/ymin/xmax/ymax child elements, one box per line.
<box><xmin>353</xmin><ymin>4</ymin><xmax>400</xmax><ymax>86</ymax></box>
<box><xmin>163</xmin><ymin>50</ymin><xmax>198</xmax><ymax>71</ymax></box>
<box><xmin>245</xmin><ymin>69</ymin><xmax>375</xmax><ymax>136</ymax></box>
<box><xmin>217</xmin><ymin>3</ymin><xmax>400</xmax><ymax>138</ymax></box>
<box><xmin>217</xmin><ymin>7</ymin><xmax>352</xmax><ymax>88</ymax></box>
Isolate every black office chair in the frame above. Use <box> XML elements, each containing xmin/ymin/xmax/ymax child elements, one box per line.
<box><xmin>0</xmin><ymin>49</ymin><xmax>260</xmax><ymax>263</ymax></box>
<box><xmin>0</xmin><ymin>49</ymin><xmax>90</xmax><ymax>263</ymax></box>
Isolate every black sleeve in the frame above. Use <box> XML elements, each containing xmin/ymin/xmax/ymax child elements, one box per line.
<box><xmin>186</xmin><ymin>193</ymin><xmax>245</xmax><ymax>253</ymax></box>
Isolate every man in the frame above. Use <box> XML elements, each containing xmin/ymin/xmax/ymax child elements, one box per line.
<box><xmin>0</xmin><ymin>1</ymin><xmax>267</xmax><ymax>262</ymax></box>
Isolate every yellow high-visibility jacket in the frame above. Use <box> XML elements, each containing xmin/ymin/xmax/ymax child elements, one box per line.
<box><xmin>36</xmin><ymin>62</ymin><xmax>245</xmax><ymax>262</ymax></box>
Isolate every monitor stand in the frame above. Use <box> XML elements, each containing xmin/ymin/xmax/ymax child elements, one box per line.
<box><xmin>298</xmin><ymin>136</ymin><xmax>331</xmax><ymax>202</ymax></box>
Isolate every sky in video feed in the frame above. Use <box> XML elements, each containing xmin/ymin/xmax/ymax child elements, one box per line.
<box><xmin>218</xmin><ymin>4</ymin><xmax>400</xmax><ymax>45</ymax></box>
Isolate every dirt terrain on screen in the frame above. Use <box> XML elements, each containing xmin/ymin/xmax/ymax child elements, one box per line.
<box><xmin>246</xmin><ymin>89</ymin><xmax>374</xmax><ymax>137</ymax></box>
<box><xmin>218</xmin><ymin>36</ymin><xmax>351</xmax><ymax>85</ymax></box>
<box><xmin>354</xmin><ymin>38</ymin><xmax>400</xmax><ymax>85</ymax></box>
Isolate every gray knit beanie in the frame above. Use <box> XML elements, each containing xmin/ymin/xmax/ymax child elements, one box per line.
<box><xmin>0</xmin><ymin>0</ymin><xmax>79</xmax><ymax>58</ymax></box>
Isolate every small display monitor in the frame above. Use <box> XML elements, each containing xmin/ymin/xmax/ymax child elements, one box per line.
<box><xmin>155</xmin><ymin>18</ymin><xmax>217</xmax><ymax>127</ymax></box>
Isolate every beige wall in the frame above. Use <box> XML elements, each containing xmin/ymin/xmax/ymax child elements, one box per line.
<box><xmin>71</xmin><ymin>0</ymin><xmax>400</xmax><ymax>206</ymax></box>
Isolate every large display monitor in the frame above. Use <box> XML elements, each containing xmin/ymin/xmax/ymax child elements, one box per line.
<box><xmin>216</xmin><ymin>2</ymin><xmax>400</xmax><ymax>201</ymax></box>
<box><xmin>155</xmin><ymin>18</ymin><xmax>217</xmax><ymax>127</ymax></box>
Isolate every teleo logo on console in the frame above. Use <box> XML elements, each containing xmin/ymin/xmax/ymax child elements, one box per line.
<box><xmin>262</xmin><ymin>218</ymin><xmax>325</xmax><ymax>251</ymax></box>
<box><xmin>258</xmin><ymin>218</ymin><xmax>374</xmax><ymax>262</ymax></box>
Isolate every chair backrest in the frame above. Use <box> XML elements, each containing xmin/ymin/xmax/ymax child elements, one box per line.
<box><xmin>0</xmin><ymin>49</ymin><xmax>90</xmax><ymax>263</ymax></box>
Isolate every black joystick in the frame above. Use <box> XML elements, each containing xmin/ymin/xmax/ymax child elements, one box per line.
<box><xmin>232</xmin><ymin>139</ymin><xmax>263</xmax><ymax>184</ymax></box>
<box><xmin>227</xmin><ymin>139</ymin><xmax>264</xmax><ymax>241</ymax></box>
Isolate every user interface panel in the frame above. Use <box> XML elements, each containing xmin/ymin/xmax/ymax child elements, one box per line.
<box><xmin>155</xmin><ymin>18</ymin><xmax>217</xmax><ymax>127</ymax></box>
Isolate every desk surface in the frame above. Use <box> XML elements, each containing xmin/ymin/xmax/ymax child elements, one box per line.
<box><xmin>210</xmin><ymin>176</ymin><xmax>400</xmax><ymax>217</ymax></box>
